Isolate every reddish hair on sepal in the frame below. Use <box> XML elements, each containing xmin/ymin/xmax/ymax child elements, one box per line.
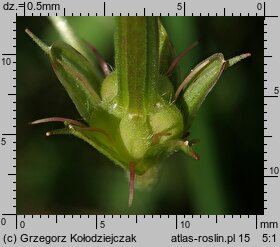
<box><xmin>128</xmin><ymin>162</ymin><xmax>135</xmax><ymax>207</ymax></box>
<box><xmin>152</xmin><ymin>131</ymin><xmax>171</xmax><ymax>144</ymax></box>
<box><xmin>166</xmin><ymin>41</ymin><xmax>198</xmax><ymax>76</ymax></box>
<box><xmin>174</xmin><ymin>59</ymin><xmax>210</xmax><ymax>100</ymax></box>
<box><xmin>84</xmin><ymin>39</ymin><xmax>111</xmax><ymax>76</ymax></box>
<box><xmin>30</xmin><ymin>117</ymin><xmax>86</xmax><ymax>127</ymax></box>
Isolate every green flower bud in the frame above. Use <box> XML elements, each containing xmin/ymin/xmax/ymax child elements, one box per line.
<box><xmin>27</xmin><ymin>17</ymin><xmax>250</xmax><ymax>207</ymax></box>
<box><xmin>149</xmin><ymin>102</ymin><xmax>184</xmax><ymax>143</ymax></box>
<box><xmin>120</xmin><ymin>115</ymin><xmax>152</xmax><ymax>161</ymax></box>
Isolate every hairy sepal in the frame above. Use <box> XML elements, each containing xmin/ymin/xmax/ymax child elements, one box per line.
<box><xmin>182</xmin><ymin>53</ymin><xmax>225</xmax><ymax>128</ymax></box>
<box><xmin>46</xmin><ymin>121</ymin><xmax>130</xmax><ymax>170</ymax></box>
<box><xmin>49</xmin><ymin>41</ymin><xmax>102</xmax><ymax>122</ymax></box>
<box><xmin>182</xmin><ymin>52</ymin><xmax>250</xmax><ymax>129</ymax></box>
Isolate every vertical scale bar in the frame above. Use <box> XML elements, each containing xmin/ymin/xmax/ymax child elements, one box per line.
<box><xmin>13</xmin><ymin>16</ymin><xmax>16</xmax><ymax>211</ymax></box>
<box><xmin>262</xmin><ymin>0</ymin><xmax>279</xmax><ymax>216</ymax></box>
<box><xmin>263</xmin><ymin>1</ymin><xmax>267</xmax><ymax>213</ymax></box>
<box><xmin>0</xmin><ymin>4</ymin><xmax>17</xmax><ymax>214</ymax></box>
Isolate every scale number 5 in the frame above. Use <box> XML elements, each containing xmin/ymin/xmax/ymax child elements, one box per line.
<box><xmin>1</xmin><ymin>137</ymin><xmax>6</xmax><ymax>145</ymax></box>
<box><xmin>177</xmin><ymin>3</ymin><xmax>183</xmax><ymax>10</ymax></box>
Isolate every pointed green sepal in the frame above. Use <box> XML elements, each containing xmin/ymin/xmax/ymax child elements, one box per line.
<box><xmin>46</xmin><ymin>121</ymin><xmax>129</xmax><ymax>170</ymax></box>
<box><xmin>25</xmin><ymin>29</ymin><xmax>50</xmax><ymax>54</ymax></box>
<box><xmin>180</xmin><ymin>53</ymin><xmax>226</xmax><ymax>128</ymax></box>
<box><xmin>49</xmin><ymin>41</ymin><xmax>102</xmax><ymax>123</ymax></box>
<box><xmin>180</xmin><ymin>53</ymin><xmax>250</xmax><ymax>129</ymax></box>
<box><xmin>178</xmin><ymin>140</ymin><xmax>200</xmax><ymax>160</ymax></box>
<box><xmin>225</xmin><ymin>53</ymin><xmax>251</xmax><ymax>69</ymax></box>
<box><xmin>48</xmin><ymin>16</ymin><xmax>103</xmax><ymax>80</ymax></box>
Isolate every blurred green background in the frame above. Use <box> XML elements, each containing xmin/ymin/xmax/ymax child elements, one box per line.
<box><xmin>17</xmin><ymin>17</ymin><xmax>263</xmax><ymax>215</ymax></box>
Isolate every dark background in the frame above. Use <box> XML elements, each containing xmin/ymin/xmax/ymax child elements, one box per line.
<box><xmin>17</xmin><ymin>17</ymin><xmax>263</xmax><ymax>215</ymax></box>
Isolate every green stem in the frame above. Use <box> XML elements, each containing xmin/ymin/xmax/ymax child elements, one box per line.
<box><xmin>114</xmin><ymin>17</ymin><xmax>159</xmax><ymax>114</ymax></box>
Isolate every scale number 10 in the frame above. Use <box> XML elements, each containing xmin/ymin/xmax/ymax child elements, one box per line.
<box><xmin>270</xmin><ymin>167</ymin><xmax>279</xmax><ymax>175</ymax></box>
<box><xmin>180</xmin><ymin>221</ymin><xmax>191</xmax><ymax>228</ymax></box>
<box><xmin>2</xmin><ymin>57</ymin><xmax>12</xmax><ymax>65</ymax></box>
